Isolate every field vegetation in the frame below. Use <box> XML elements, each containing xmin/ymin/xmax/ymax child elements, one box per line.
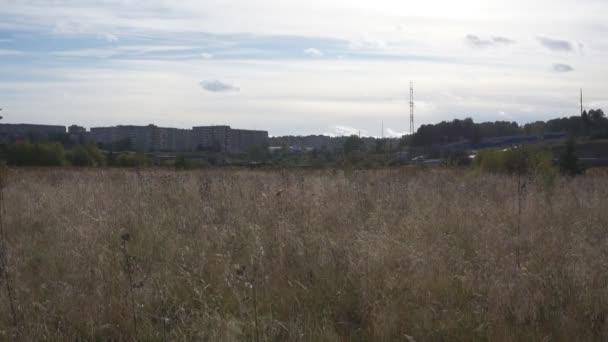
<box><xmin>0</xmin><ymin>167</ymin><xmax>607</xmax><ymax>340</ymax></box>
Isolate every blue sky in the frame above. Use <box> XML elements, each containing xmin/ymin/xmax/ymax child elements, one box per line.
<box><xmin>1</xmin><ymin>0</ymin><xmax>607</xmax><ymax>136</ymax></box>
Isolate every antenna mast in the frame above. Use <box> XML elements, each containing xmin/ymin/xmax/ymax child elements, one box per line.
<box><xmin>409</xmin><ymin>81</ymin><xmax>414</xmax><ymax>135</ymax></box>
<box><xmin>580</xmin><ymin>88</ymin><xmax>583</xmax><ymax>116</ymax></box>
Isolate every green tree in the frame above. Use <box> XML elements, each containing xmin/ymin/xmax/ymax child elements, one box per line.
<box><xmin>68</xmin><ymin>143</ymin><xmax>106</xmax><ymax>167</ymax></box>
<box><xmin>5</xmin><ymin>142</ymin><xmax>66</xmax><ymax>166</ymax></box>
<box><xmin>343</xmin><ymin>135</ymin><xmax>364</xmax><ymax>156</ymax></box>
<box><xmin>374</xmin><ymin>139</ymin><xmax>388</xmax><ymax>154</ymax></box>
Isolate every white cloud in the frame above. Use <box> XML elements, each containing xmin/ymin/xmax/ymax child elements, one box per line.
<box><xmin>0</xmin><ymin>49</ymin><xmax>23</xmax><ymax>56</ymax></box>
<box><xmin>99</xmin><ymin>32</ymin><xmax>118</xmax><ymax>42</ymax></box>
<box><xmin>201</xmin><ymin>53</ymin><xmax>213</xmax><ymax>59</ymax></box>
<box><xmin>52</xmin><ymin>45</ymin><xmax>198</xmax><ymax>57</ymax></box>
<box><xmin>304</xmin><ymin>48</ymin><xmax>323</xmax><ymax>57</ymax></box>
<box><xmin>387</xmin><ymin>128</ymin><xmax>406</xmax><ymax>137</ymax></box>
<box><xmin>330</xmin><ymin>125</ymin><xmax>366</xmax><ymax>137</ymax></box>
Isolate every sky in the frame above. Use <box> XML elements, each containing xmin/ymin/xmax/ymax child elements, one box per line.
<box><xmin>0</xmin><ymin>0</ymin><xmax>607</xmax><ymax>137</ymax></box>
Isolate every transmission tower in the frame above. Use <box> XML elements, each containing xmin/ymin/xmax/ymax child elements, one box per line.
<box><xmin>409</xmin><ymin>81</ymin><xmax>414</xmax><ymax>135</ymax></box>
<box><xmin>580</xmin><ymin>88</ymin><xmax>583</xmax><ymax>116</ymax></box>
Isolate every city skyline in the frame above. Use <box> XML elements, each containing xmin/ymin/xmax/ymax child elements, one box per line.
<box><xmin>1</xmin><ymin>1</ymin><xmax>607</xmax><ymax>136</ymax></box>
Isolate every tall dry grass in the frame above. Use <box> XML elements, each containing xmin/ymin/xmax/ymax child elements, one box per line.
<box><xmin>0</xmin><ymin>167</ymin><xmax>607</xmax><ymax>340</ymax></box>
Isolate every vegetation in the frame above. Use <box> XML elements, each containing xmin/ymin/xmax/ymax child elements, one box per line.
<box><xmin>2</xmin><ymin>142</ymin><xmax>66</xmax><ymax>166</ymax></box>
<box><xmin>559</xmin><ymin>138</ymin><xmax>583</xmax><ymax>176</ymax></box>
<box><xmin>0</xmin><ymin>168</ymin><xmax>607</xmax><ymax>340</ymax></box>
<box><xmin>112</xmin><ymin>152</ymin><xmax>152</xmax><ymax>168</ymax></box>
<box><xmin>412</xmin><ymin>109</ymin><xmax>607</xmax><ymax>147</ymax></box>
<box><xmin>474</xmin><ymin>146</ymin><xmax>556</xmax><ymax>177</ymax></box>
<box><xmin>67</xmin><ymin>143</ymin><xmax>107</xmax><ymax>167</ymax></box>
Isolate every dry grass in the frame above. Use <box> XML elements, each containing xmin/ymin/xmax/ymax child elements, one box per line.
<box><xmin>0</xmin><ymin>167</ymin><xmax>607</xmax><ymax>341</ymax></box>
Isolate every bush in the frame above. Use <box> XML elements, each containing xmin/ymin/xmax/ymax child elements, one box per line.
<box><xmin>113</xmin><ymin>153</ymin><xmax>152</xmax><ymax>168</ymax></box>
<box><xmin>4</xmin><ymin>142</ymin><xmax>66</xmax><ymax>166</ymax></box>
<box><xmin>474</xmin><ymin>145</ymin><xmax>557</xmax><ymax>180</ymax></box>
<box><xmin>67</xmin><ymin>143</ymin><xmax>106</xmax><ymax>167</ymax></box>
<box><xmin>559</xmin><ymin>138</ymin><xmax>583</xmax><ymax>176</ymax></box>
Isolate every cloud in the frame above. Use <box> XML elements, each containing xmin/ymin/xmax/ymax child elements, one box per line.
<box><xmin>465</xmin><ymin>35</ymin><xmax>515</xmax><ymax>49</ymax></box>
<box><xmin>304</xmin><ymin>48</ymin><xmax>323</xmax><ymax>57</ymax></box>
<box><xmin>0</xmin><ymin>49</ymin><xmax>23</xmax><ymax>56</ymax></box>
<box><xmin>491</xmin><ymin>36</ymin><xmax>515</xmax><ymax>44</ymax></box>
<box><xmin>387</xmin><ymin>128</ymin><xmax>406</xmax><ymax>138</ymax></box>
<box><xmin>552</xmin><ymin>63</ymin><xmax>574</xmax><ymax>72</ymax></box>
<box><xmin>349</xmin><ymin>37</ymin><xmax>387</xmax><ymax>50</ymax></box>
<box><xmin>330</xmin><ymin>125</ymin><xmax>366</xmax><ymax>137</ymax></box>
<box><xmin>201</xmin><ymin>53</ymin><xmax>213</xmax><ymax>59</ymax></box>
<box><xmin>200</xmin><ymin>80</ymin><xmax>239</xmax><ymax>92</ymax></box>
<box><xmin>99</xmin><ymin>33</ymin><xmax>118</xmax><ymax>42</ymax></box>
<box><xmin>52</xmin><ymin>45</ymin><xmax>198</xmax><ymax>58</ymax></box>
<box><xmin>538</xmin><ymin>37</ymin><xmax>573</xmax><ymax>51</ymax></box>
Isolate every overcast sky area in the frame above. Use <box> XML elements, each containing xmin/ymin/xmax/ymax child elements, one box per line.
<box><xmin>1</xmin><ymin>0</ymin><xmax>607</xmax><ymax>136</ymax></box>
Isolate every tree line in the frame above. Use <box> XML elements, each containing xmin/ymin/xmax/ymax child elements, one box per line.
<box><xmin>412</xmin><ymin>109</ymin><xmax>607</xmax><ymax>147</ymax></box>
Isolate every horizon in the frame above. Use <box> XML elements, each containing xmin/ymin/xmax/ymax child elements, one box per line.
<box><xmin>1</xmin><ymin>1</ymin><xmax>607</xmax><ymax>137</ymax></box>
<box><xmin>0</xmin><ymin>111</ymin><xmax>591</xmax><ymax>139</ymax></box>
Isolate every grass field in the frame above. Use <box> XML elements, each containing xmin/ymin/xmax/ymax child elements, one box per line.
<box><xmin>0</xmin><ymin>168</ymin><xmax>607</xmax><ymax>340</ymax></box>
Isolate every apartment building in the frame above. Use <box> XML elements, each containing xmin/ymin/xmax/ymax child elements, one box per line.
<box><xmin>227</xmin><ymin>128</ymin><xmax>269</xmax><ymax>153</ymax></box>
<box><xmin>0</xmin><ymin>123</ymin><xmax>66</xmax><ymax>143</ymax></box>
<box><xmin>91</xmin><ymin>124</ymin><xmax>267</xmax><ymax>153</ymax></box>
<box><xmin>90</xmin><ymin>125</ymin><xmax>155</xmax><ymax>151</ymax></box>
<box><xmin>155</xmin><ymin>127</ymin><xmax>192</xmax><ymax>152</ymax></box>
<box><xmin>192</xmin><ymin>126</ymin><xmax>268</xmax><ymax>153</ymax></box>
<box><xmin>192</xmin><ymin>126</ymin><xmax>230</xmax><ymax>152</ymax></box>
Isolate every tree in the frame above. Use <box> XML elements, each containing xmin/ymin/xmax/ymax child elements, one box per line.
<box><xmin>343</xmin><ymin>135</ymin><xmax>364</xmax><ymax>156</ymax></box>
<box><xmin>374</xmin><ymin>138</ymin><xmax>388</xmax><ymax>154</ymax></box>
<box><xmin>589</xmin><ymin>109</ymin><xmax>606</xmax><ymax>123</ymax></box>
<box><xmin>68</xmin><ymin>143</ymin><xmax>106</xmax><ymax>167</ymax></box>
<box><xmin>5</xmin><ymin>142</ymin><xmax>66</xmax><ymax>166</ymax></box>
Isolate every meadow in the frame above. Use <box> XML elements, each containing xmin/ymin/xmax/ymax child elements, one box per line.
<box><xmin>0</xmin><ymin>167</ymin><xmax>607</xmax><ymax>341</ymax></box>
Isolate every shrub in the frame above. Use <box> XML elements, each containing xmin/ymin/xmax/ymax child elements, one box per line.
<box><xmin>559</xmin><ymin>138</ymin><xmax>583</xmax><ymax>176</ymax></box>
<box><xmin>67</xmin><ymin>143</ymin><xmax>106</xmax><ymax>167</ymax></box>
<box><xmin>113</xmin><ymin>153</ymin><xmax>152</xmax><ymax>168</ymax></box>
<box><xmin>474</xmin><ymin>145</ymin><xmax>557</xmax><ymax>181</ymax></box>
<box><xmin>4</xmin><ymin>142</ymin><xmax>66</xmax><ymax>166</ymax></box>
